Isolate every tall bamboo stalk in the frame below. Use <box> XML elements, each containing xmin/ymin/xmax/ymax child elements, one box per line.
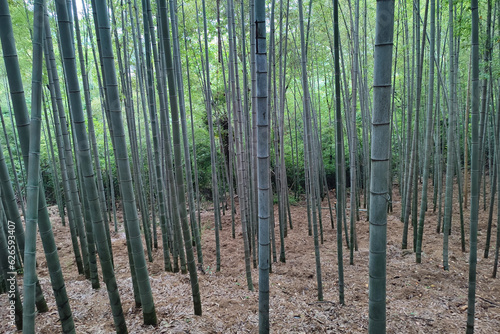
<box><xmin>368</xmin><ymin>0</ymin><xmax>395</xmax><ymax>332</ymax></box>
<box><xmin>333</xmin><ymin>0</ymin><xmax>345</xmax><ymax>305</ymax></box>
<box><xmin>255</xmin><ymin>2</ymin><xmax>270</xmax><ymax>332</ymax></box>
<box><xmin>23</xmin><ymin>1</ymin><xmax>45</xmax><ymax>331</ymax></box>
<box><xmin>416</xmin><ymin>0</ymin><xmax>435</xmax><ymax>264</ymax></box>
<box><xmin>466</xmin><ymin>0</ymin><xmax>480</xmax><ymax>332</ymax></box>
<box><xmin>200</xmin><ymin>0</ymin><xmax>221</xmax><ymax>271</ymax></box>
<box><xmin>158</xmin><ymin>0</ymin><xmax>202</xmax><ymax>315</ymax></box>
<box><xmin>442</xmin><ymin>0</ymin><xmax>456</xmax><ymax>271</ymax></box>
<box><xmin>93</xmin><ymin>0</ymin><xmax>157</xmax><ymax>325</ymax></box>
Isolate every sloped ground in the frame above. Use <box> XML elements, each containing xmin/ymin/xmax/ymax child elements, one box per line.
<box><xmin>1</xmin><ymin>185</ymin><xmax>500</xmax><ymax>333</ymax></box>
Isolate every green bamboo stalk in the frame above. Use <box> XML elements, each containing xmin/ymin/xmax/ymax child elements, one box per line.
<box><xmin>255</xmin><ymin>0</ymin><xmax>270</xmax><ymax>331</ymax></box>
<box><xmin>41</xmin><ymin>94</ymin><xmax>64</xmax><ymax>225</ymax></box>
<box><xmin>158</xmin><ymin>0</ymin><xmax>202</xmax><ymax>315</ymax></box>
<box><xmin>72</xmin><ymin>0</ymin><xmax>110</xmax><ymax>253</ymax></box>
<box><xmin>299</xmin><ymin>0</ymin><xmax>323</xmax><ymax>302</ymax></box>
<box><xmin>180</xmin><ymin>0</ymin><xmax>203</xmax><ymax>245</ymax></box>
<box><xmin>200</xmin><ymin>0</ymin><xmax>221</xmax><ymax>271</ymax></box>
<box><xmin>0</xmin><ymin>87</ymin><xmax>26</xmax><ymax>220</ymax></box>
<box><xmin>23</xmin><ymin>1</ymin><xmax>45</xmax><ymax>331</ymax></box>
<box><xmin>466</xmin><ymin>0</ymin><xmax>480</xmax><ymax>332</ymax></box>
<box><xmin>0</xmin><ymin>195</ymin><xmax>22</xmax><ymax>330</ymax></box>
<box><xmin>349</xmin><ymin>0</ymin><xmax>360</xmax><ymax>265</ymax></box>
<box><xmin>368</xmin><ymin>0</ymin><xmax>395</xmax><ymax>332</ymax></box>
<box><xmin>129</xmin><ymin>0</ymin><xmax>158</xmax><ymax>251</ymax></box>
<box><xmin>225</xmin><ymin>0</ymin><xmax>254</xmax><ymax>289</ymax></box>
<box><xmin>416</xmin><ymin>0</ymin><xmax>435</xmax><ymax>264</ymax></box>
<box><xmin>92</xmin><ymin>0</ymin><xmax>158</xmax><ymax>326</ymax></box>
<box><xmin>43</xmin><ymin>9</ymin><xmax>92</xmax><ymax>280</ymax></box>
<box><xmin>0</xmin><ymin>110</ymin><xmax>25</xmax><ymax>261</ymax></box>
<box><xmin>140</xmin><ymin>0</ymin><xmax>172</xmax><ymax>271</ymax></box>
<box><xmin>442</xmin><ymin>0</ymin><xmax>456</xmax><ymax>271</ymax></box>
<box><xmin>0</xmin><ymin>4</ymin><xmax>51</xmax><ymax>317</ymax></box>
<box><xmin>18</xmin><ymin>1</ymin><xmax>75</xmax><ymax>331</ymax></box>
<box><xmin>333</xmin><ymin>0</ymin><xmax>345</xmax><ymax>305</ymax></box>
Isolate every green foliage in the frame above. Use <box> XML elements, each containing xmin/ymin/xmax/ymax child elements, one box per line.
<box><xmin>193</xmin><ymin>128</ymin><xmax>220</xmax><ymax>200</ymax></box>
<box><xmin>0</xmin><ymin>0</ymin><xmax>498</xmax><ymax>213</ymax></box>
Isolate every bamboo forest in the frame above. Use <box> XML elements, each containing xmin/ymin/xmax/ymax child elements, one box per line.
<box><xmin>0</xmin><ymin>0</ymin><xmax>498</xmax><ymax>332</ymax></box>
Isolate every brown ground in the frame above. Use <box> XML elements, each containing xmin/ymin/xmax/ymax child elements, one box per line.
<box><xmin>1</xmin><ymin>184</ymin><xmax>500</xmax><ymax>333</ymax></box>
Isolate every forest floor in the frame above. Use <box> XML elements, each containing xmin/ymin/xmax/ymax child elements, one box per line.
<box><xmin>1</xmin><ymin>184</ymin><xmax>500</xmax><ymax>333</ymax></box>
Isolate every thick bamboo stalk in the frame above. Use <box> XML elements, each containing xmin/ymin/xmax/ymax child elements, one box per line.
<box><xmin>368</xmin><ymin>0</ymin><xmax>395</xmax><ymax>332</ymax></box>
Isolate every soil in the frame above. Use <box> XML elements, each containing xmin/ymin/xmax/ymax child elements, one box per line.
<box><xmin>1</xmin><ymin>184</ymin><xmax>500</xmax><ymax>333</ymax></box>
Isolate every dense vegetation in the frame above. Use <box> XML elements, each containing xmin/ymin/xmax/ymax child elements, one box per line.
<box><xmin>0</xmin><ymin>1</ymin><xmax>496</xmax><ymax>200</ymax></box>
<box><xmin>0</xmin><ymin>0</ymin><xmax>497</xmax><ymax>333</ymax></box>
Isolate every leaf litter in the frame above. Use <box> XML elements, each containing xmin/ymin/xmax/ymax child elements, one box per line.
<box><xmin>0</xmin><ymin>184</ymin><xmax>499</xmax><ymax>333</ymax></box>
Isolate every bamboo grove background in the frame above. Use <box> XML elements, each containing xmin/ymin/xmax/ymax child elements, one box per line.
<box><xmin>0</xmin><ymin>0</ymin><xmax>496</xmax><ymax>333</ymax></box>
